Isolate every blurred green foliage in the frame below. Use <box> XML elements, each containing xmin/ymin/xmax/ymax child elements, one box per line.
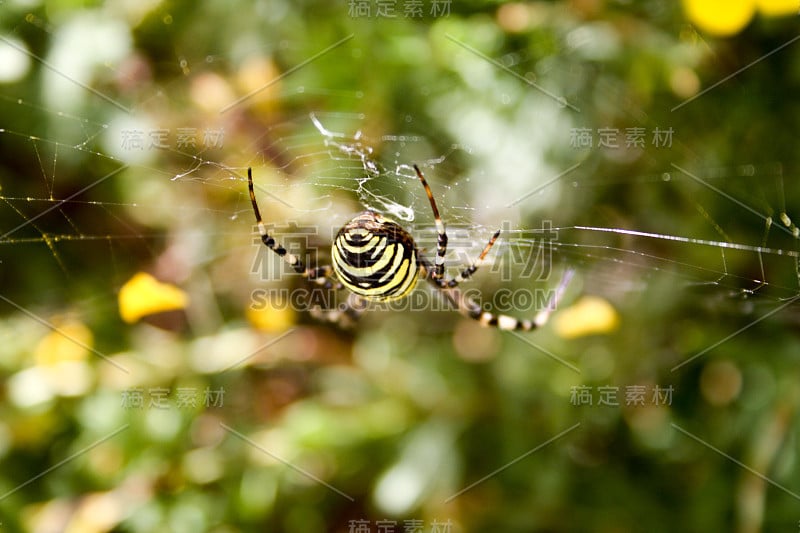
<box><xmin>1</xmin><ymin>1</ymin><xmax>799</xmax><ymax>532</ymax></box>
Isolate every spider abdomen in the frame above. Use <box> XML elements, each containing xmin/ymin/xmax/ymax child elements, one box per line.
<box><xmin>332</xmin><ymin>211</ymin><xmax>419</xmax><ymax>301</ymax></box>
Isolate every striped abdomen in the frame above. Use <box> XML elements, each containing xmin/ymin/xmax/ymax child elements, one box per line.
<box><xmin>332</xmin><ymin>211</ymin><xmax>419</xmax><ymax>301</ymax></box>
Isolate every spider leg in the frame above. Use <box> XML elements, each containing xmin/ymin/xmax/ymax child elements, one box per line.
<box><xmin>446</xmin><ymin>229</ymin><xmax>501</xmax><ymax>289</ymax></box>
<box><xmin>414</xmin><ymin>164</ymin><xmax>448</xmax><ymax>281</ymax></box>
<box><xmin>248</xmin><ymin>167</ymin><xmax>307</xmax><ymax>274</ymax></box>
<box><xmin>309</xmin><ymin>292</ymin><xmax>368</xmax><ymax>328</ymax></box>
<box><xmin>306</xmin><ymin>265</ymin><xmax>344</xmax><ymax>291</ymax></box>
<box><xmin>249</xmin><ymin>168</ymin><xmax>367</xmax><ymax>327</ymax></box>
<box><xmin>425</xmin><ymin>258</ymin><xmax>574</xmax><ymax>331</ymax></box>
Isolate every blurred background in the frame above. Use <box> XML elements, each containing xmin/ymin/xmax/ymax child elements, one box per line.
<box><xmin>0</xmin><ymin>0</ymin><xmax>799</xmax><ymax>531</ymax></box>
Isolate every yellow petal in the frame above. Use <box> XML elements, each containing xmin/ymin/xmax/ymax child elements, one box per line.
<box><xmin>756</xmin><ymin>0</ymin><xmax>799</xmax><ymax>16</ymax></box>
<box><xmin>553</xmin><ymin>296</ymin><xmax>619</xmax><ymax>339</ymax></box>
<box><xmin>118</xmin><ymin>272</ymin><xmax>188</xmax><ymax>324</ymax></box>
<box><xmin>246</xmin><ymin>304</ymin><xmax>296</xmax><ymax>333</ymax></box>
<box><xmin>235</xmin><ymin>56</ymin><xmax>282</xmax><ymax>113</ymax></box>
<box><xmin>682</xmin><ymin>0</ymin><xmax>755</xmax><ymax>36</ymax></box>
<box><xmin>34</xmin><ymin>319</ymin><xmax>93</xmax><ymax>367</ymax></box>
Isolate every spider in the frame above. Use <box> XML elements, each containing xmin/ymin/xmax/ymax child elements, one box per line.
<box><xmin>248</xmin><ymin>165</ymin><xmax>572</xmax><ymax>330</ymax></box>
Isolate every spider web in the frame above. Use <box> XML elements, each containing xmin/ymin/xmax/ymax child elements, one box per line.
<box><xmin>0</xmin><ymin>9</ymin><xmax>798</xmax><ymax>347</ymax></box>
<box><xmin>1</xmin><ymin>93</ymin><xmax>799</xmax><ymax>324</ymax></box>
<box><xmin>1</xmin><ymin>9</ymin><xmax>800</xmax><ymax>532</ymax></box>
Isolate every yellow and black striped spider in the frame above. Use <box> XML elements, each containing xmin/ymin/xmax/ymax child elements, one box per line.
<box><xmin>248</xmin><ymin>166</ymin><xmax>572</xmax><ymax>330</ymax></box>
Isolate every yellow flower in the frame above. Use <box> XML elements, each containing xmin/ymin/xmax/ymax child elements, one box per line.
<box><xmin>683</xmin><ymin>0</ymin><xmax>796</xmax><ymax>36</ymax></box>
<box><xmin>756</xmin><ymin>0</ymin><xmax>799</xmax><ymax>16</ymax></box>
<box><xmin>682</xmin><ymin>0</ymin><xmax>755</xmax><ymax>36</ymax></box>
<box><xmin>118</xmin><ymin>272</ymin><xmax>188</xmax><ymax>323</ymax></box>
<box><xmin>34</xmin><ymin>318</ymin><xmax>93</xmax><ymax>366</ymax></box>
<box><xmin>553</xmin><ymin>296</ymin><xmax>619</xmax><ymax>339</ymax></box>
<box><xmin>246</xmin><ymin>304</ymin><xmax>296</xmax><ymax>332</ymax></box>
